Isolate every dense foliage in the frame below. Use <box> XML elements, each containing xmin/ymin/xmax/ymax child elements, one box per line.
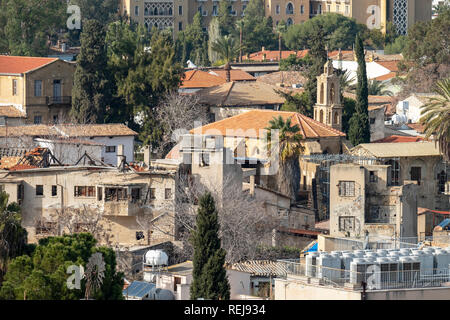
<box><xmin>0</xmin><ymin>233</ymin><xmax>124</xmax><ymax>300</ymax></box>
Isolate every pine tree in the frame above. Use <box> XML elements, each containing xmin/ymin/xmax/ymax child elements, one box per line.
<box><xmin>71</xmin><ymin>20</ymin><xmax>112</xmax><ymax>123</ymax></box>
<box><xmin>348</xmin><ymin>34</ymin><xmax>370</xmax><ymax>146</ymax></box>
<box><xmin>190</xmin><ymin>193</ymin><xmax>230</xmax><ymax>300</ymax></box>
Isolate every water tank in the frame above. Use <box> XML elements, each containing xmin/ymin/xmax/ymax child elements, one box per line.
<box><xmin>411</xmin><ymin>251</ymin><xmax>434</xmax><ymax>276</ymax></box>
<box><xmin>317</xmin><ymin>253</ymin><xmax>341</xmax><ymax>281</ymax></box>
<box><xmin>148</xmin><ymin>288</ymin><xmax>175</xmax><ymax>300</ymax></box>
<box><xmin>306</xmin><ymin>252</ymin><xmax>320</xmax><ymax>277</ymax></box>
<box><xmin>144</xmin><ymin>250</ymin><xmax>169</xmax><ymax>266</ymax></box>
<box><xmin>434</xmin><ymin>249</ymin><xmax>450</xmax><ymax>276</ymax></box>
<box><xmin>350</xmin><ymin>258</ymin><xmax>368</xmax><ymax>285</ymax></box>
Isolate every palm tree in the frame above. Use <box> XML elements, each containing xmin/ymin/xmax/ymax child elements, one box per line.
<box><xmin>338</xmin><ymin>70</ymin><xmax>356</xmax><ymax>93</ymax></box>
<box><xmin>265</xmin><ymin>116</ymin><xmax>304</xmax><ymax>200</ymax></box>
<box><xmin>211</xmin><ymin>35</ymin><xmax>240</xmax><ymax>64</ymax></box>
<box><xmin>367</xmin><ymin>79</ymin><xmax>394</xmax><ymax>96</ymax></box>
<box><xmin>275</xmin><ymin>21</ymin><xmax>287</xmax><ymax>62</ymax></box>
<box><xmin>420</xmin><ymin>78</ymin><xmax>450</xmax><ymax>161</ymax></box>
<box><xmin>235</xmin><ymin>19</ymin><xmax>245</xmax><ymax>63</ymax></box>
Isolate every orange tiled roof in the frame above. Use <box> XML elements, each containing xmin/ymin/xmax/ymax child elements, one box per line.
<box><xmin>208</xmin><ymin>69</ymin><xmax>255</xmax><ymax>81</ymax></box>
<box><xmin>373</xmin><ymin>135</ymin><xmax>426</xmax><ymax>143</ymax></box>
<box><xmin>247</xmin><ymin>49</ymin><xmax>354</xmax><ymax>62</ymax></box>
<box><xmin>376</xmin><ymin>60</ymin><xmax>400</xmax><ymax>72</ymax></box>
<box><xmin>0</xmin><ymin>106</ymin><xmax>26</xmax><ymax>118</ymax></box>
<box><xmin>0</xmin><ymin>55</ymin><xmax>58</xmax><ymax>74</ymax></box>
<box><xmin>180</xmin><ymin>70</ymin><xmax>226</xmax><ymax>88</ymax></box>
<box><xmin>190</xmin><ymin>110</ymin><xmax>346</xmax><ymax>139</ymax></box>
<box><xmin>343</xmin><ymin>92</ymin><xmax>394</xmax><ymax>105</ymax></box>
<box><xmin>375</xmin><ymin>72</ymin><xmax>397</xmax><ymax>81</ymax></box>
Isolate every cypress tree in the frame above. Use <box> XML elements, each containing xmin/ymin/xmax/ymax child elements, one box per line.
<box><xmin>190</xmin><ymin>192</ymin><xmax>230</xmax><ymax>300</ymax></box>
<box><xmin>348</xmin><ymin>34</ymin><xmax>370</xmax><ymax>146</ymax></box>
<box><xmin>71</xmin><ymin>20</ymin><xmax>112</xmax><ymax>123</ymax></box>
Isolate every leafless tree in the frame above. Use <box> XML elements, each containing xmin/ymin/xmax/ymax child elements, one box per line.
<box><xmin>35</xmin><ymin>204</ymin><xmax>114</xmax><ymax>245</ymax></box>
<box><xmin>173</xmin><ymin>172</ymin><xmax>283</xmax><ymax>263</ymax></box>
<box><xmin>155</xmin><ymin>92</ymin><xmax>210</xmax><ymax>157</ymax></box>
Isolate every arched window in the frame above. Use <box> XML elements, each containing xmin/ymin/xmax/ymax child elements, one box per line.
<box><xmin>153</xmin><ymin>7</ymin><xmax>158</xmax><ymax>15</ymax></box>
<box><xmin>319</xmin><ymin>110</ymin><xmax>324</xmax><ymax>123</ymax></box>
<box><xmin>385</xmin><ymin>160</ymin><xmax>401</xmax><ymax>186</ymax></box>
<box><xmin>286</xmin><ymin>3</ymin><xmax>294</xmax><ymax>14</ymax></box>
<box><xmin>169</xmin><ymin>7</ymin><xmax>173</xmax><ymax>15</ymax></box>
<box><xmin>330</xmin><ymin>83</ymin><xmax>335</xmax><ymax>103</ymax></box>
<box><xmin>334</xmin><ymin>112</ymin><xmax>339</xmax><ymax>125</ymax></box>
<box><xmin>320</xmin><ymin>83</ymin><xmax>324</xmax><ymax>104</ymax></box>
<box><xmin>286</xmin><ymin>18</ymin><xmax>293</xmax><ymax>26</ymax></box>
<box><xmin>144</xmin><ymin>7</ymin><xmax>148</xmax><ymax>15</ymax></box>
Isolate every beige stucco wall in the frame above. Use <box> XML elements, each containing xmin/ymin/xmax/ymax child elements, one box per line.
<box><xmin>0</xmin><ymin>75</ymin><xmax>25</xmax><ymax>107</ymax></box>
<box><xmin>265</xmin><ymin>0</ymin><xmax>310</xmax><ymax>25</ymax></box>
<box><xmin>0</xmin><ymin>168</ymin><xmax>176</xmax><ymax>246</ymax></box>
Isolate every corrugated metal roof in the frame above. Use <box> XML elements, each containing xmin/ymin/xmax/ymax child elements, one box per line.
<box><xmin>351</xmin><ymin>141</ymin><xmax>442</xmax><ymax>158</ymax></box>
<box><xmin>229</xmin><ymin>260</ymin><xmax>287</xmax><ymax>277</ymax></box>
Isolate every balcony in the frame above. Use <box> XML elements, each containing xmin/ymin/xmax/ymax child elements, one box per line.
<box><xmin>46</xmin><ymin>96</ymin><xmax>72</xmax><ymax>105</ymax></box>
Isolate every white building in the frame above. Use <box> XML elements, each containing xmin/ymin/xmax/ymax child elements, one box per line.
<box><xmin>396</xmin><ymin>93</ymin><xmax>439</xmax><ymax>124</ymax></box>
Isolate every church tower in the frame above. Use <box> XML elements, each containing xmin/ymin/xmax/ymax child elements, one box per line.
<box><xmin>313</xmin><ymin>60</ymin><xmax>343</xmax><ymax>132</ymax></box>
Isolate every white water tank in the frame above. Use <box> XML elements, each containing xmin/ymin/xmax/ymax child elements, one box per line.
<box><xmin>144</xmin><ymin>250</ymin><xmax>169</xmax><ymax>266</ymax></box>
<box><xmin>306</xmin><ymin>252</ymin><xmax>320</xmax><ymax>277</ymax></box>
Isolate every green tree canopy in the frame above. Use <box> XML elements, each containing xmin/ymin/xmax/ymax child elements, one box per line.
<box><xmin>71</xmin><ymin>19</ymin><xmax>113</xmax><ymax>123</ymax></box>
<box><xmin>218</xmin><ymin>0</ymin><xmax>234</xmax><ymax>36</ymax></box>
<box><xmin>0</xmin><ymin>233</ymin><xmax>124</xmax><ymax>300</ymax></box>
<box><xmin>175</xmin><ymin>12</ymin><xmax>209</xmax><ymax>66</ymax></box>
<box><xmin>211</xmin><ymin>35</ymin><xmax>240</xmax><ymax>63</ymax></box>
<box><xmin>190</xmin><ymin>193</ymin><xmax>230</xmax><ymax>300</ymax></box>
<box><xmin>284</xmin><ymin>13</ymin><xmax>364</xmax><ymax>51</ymax></box>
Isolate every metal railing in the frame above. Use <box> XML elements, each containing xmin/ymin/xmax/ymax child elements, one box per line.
<box><xmin>276</xmin><ymin>260</ymin><xmax>450</xmax><ymax>290</ymax></box>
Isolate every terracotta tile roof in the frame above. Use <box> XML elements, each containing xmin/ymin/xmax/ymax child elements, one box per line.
<box><xmin>418</xmin><ymin>207</ymin><xmax>450</xmax><ymax>215</ymax></box>
<box><xmin>368</xmin><ymin>104</ymin><xmax>387</xmax><ymax>111</ymax></box>
<box><xmin>165</xmin><ymin>143</ymin><xmax>180</xmax><ymax>160</ymax></box>
<box><xmin>247</xmin><ymin>50</ymin><xmax>354</xmax><ymax>62</ymax></box>
<box><xmin>376</xmin><ymin>61</ymin><xmax>400</xmax><ymax>72</ymax></box>
<box><xmin>57</xmin><ymin>124</ymin><xmax>138</xmax><ymax>137</ymax></box>
<box><xmin>0</xmin><ymin>156</ymin><xmax>22</xmax><ymax>169</ymax></box>
<box><xmin>0</xmin><ymin>124</ymin><xmax>137</xmax><ymax>137</ymax></box>
<box><xmin>190</xmin><ymin>110</ymin><xmax>346</xmax><ymax>139</ymax></box>
<box><xmin>372</xmin><ymin>135</ymin><xmax>426</xmax><ymax>143</ymax></box>
<box><xmin>196</xmin><ymin>81</ymin><xmax>285</xmax><ymax>106</ymax></box>
<box><xmin>0</xmin><ymin>106</ymin><xmax>26</xmax><ymax>118</ymax></box>
<box><xmin>180</xmin><ymin>70</ymin><xmax>226</xmax><ymax>88</ymax></box>
<box><xmin>406</xmin><ymin>123</ymin><xmax>426</xmax><ymax>134</ymax></box>
<box><xmin>375</xmin><ymin>72</ymin><xmax>397</xmax><ymax>81</ymax></box>
<box><xmin>208</xmin><ymin>69</ymin><xmax>255</xmax><ymax>81</ymax></box>
<box><xmin>256</xmin><ymin>71</ymin><xmax>307</xmax><ymax>87</ymax></box>
<box><xmin>0</xmin><ymin>55</ymin><xmax>58</xmax><ymax>74</ymax></box>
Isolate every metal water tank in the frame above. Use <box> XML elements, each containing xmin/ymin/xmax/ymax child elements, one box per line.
<box><xmin>144</xmin><ymin>250</ymin><xmax>169</xmax><ymax>266</ymax></box>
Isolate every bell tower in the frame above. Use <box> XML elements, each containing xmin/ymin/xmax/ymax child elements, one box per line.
<box><xmin>313</xmin><ymin>60</ymin><xmax>343</xmax><ymax>132</ymax></box>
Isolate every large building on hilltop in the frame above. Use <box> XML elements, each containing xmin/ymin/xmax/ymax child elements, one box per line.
<box><xmin>120</xmin><ymin>0</ymin><xmax>432</xmax><ymax>38</ymax></box>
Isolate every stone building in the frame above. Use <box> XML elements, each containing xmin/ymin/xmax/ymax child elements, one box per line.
<box><xmin>0</xmin><ymin>56</ymin><xmax>75</xmax><ymax>124</ymax></box>
<box><xmin>351</xmin><ymin>141</ymin><xmax>449</xmax><ymax>211</ymax></box>
<box><xmin>329</xmin><ymin>163</ymin><xmax>418</xmax><ymax>240</ymax></box>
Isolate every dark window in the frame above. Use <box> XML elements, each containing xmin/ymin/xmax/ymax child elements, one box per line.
<box><xmin>97</xmin><ymin>187</ymin><xmax>103</xmax><ymax>201</ymax></box>
<box><xmin>17</xmin><ymin>184</ymin><xmax>24</xmax><ymax>202</ymax></box>
<box><xmin>34</xmin><ymin>116</ymin><xmax>42</xmax><ymax>124</ymax></box>
<box><xmin>386</xmin><ymin>160</ymin><xmax>400</xmax><ymax>186</ymax></box>
<box><xmin>369</xmin><ymin>117</ymin><xmax>376</xmax><ymax>124</ymax></box>
<box><xmin>369</xmin><ymin>171</ymin><xmax>377</xmax><ymax>183</ymax></box>
<box><xmin>36</xmin><ymin>185</ymin><xmax>43</xmax><ymax>196</ymax></box>
<box><xmin>74</xmin><ymin>186</ymin><xmax>96</xmax><ymax>197</ymax></box>
<box><xmin>437</xmin><ymin>170</ymin><xmax>447</xmax><ymax>193</ymax></box>
<box><xmin>12</xmin><ymin>79</ymin><xmax>17</xmax><ymax>96</ymax></box>
<box><xmin>53</xmin><ymin>115</ymin><xmax>58</xmax><ymax>124</ymax></box>
<box><xmin>135</xmin><ymin>5</ymin><xmax>139</xmax><ymax>15</ymax></box>
<box><xmin>51</xmin><ymin>185</ymin><xmax>57</xmax><ymax>196</ymax></box>
<box><xmin>149</xmin><ymin>188</ymin><xmax>156</xmax><ymax>200</ymax></box>
<box><xmin>131</xmin><ymin>188</ymin><xmax>141</xmax><ymax>202</ymax></box>
<box><xmin>105</xmin><ymin>146</ymin><xmax>116</xmax><ymax>153</ymax></box>
<box><xmin>411</xmin><ymin>167</ymin><xmax>421</xmax><ymax>183</ymax></box>
<box><xmin>200</xmin><ymin>153</ymin><xmax>210</xmax><ymax>167</ymax></box>
<box><xmin>136</xmin><ymin>231</ymin><xmax>145</xmax><ymax>240</ymax></box>
<box><xmin>179</xmin><ymin>21</ymin><xmax>182</xmax><ymax>31</ymax></box>
<box><xmin>338</xmin><ymin>181</ymin><xmax>355</xmax><ymax>197</ymax></box>
<box><xmin>178</xmin><ymin>5</ymin><xmax>182</xmax><ymax>15</ymax></box>
<box><xmin>34</xmin><ymin>80</ymin><xmax>42</xmax><ymax>97</ymax></box>
<box><xmin>165</xmin><ymin>188</ymin><xmax>172</xmax><ymax>199</ymax></box>
<box><xmin>105</xmin><ymin>187</ymin><xmax>127</xmax><ymax>201</ymax></box>
<box><xmin>339</xmin><ymin>216</ymin><xmax>355</xmax><ymax>232</ymax></box>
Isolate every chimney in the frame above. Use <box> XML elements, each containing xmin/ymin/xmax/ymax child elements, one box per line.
<box><xmin>262</xmin><ymin>46</ymin><xmax>265</xmax><ymax>52</ymax></box>
<box><xmin>224</xmin><ymin>62</ymin><xmax>231</xmax><ymax>82</ymax></box>
<box><xmin>143</xmin><ymin>145</ymin><xmax>151</xmax><ymax>168</ymax></box>
<box><xmin>117</xmin><ymin>144</ymin><xmax>125</xmax><ymax>168</ymax></box>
